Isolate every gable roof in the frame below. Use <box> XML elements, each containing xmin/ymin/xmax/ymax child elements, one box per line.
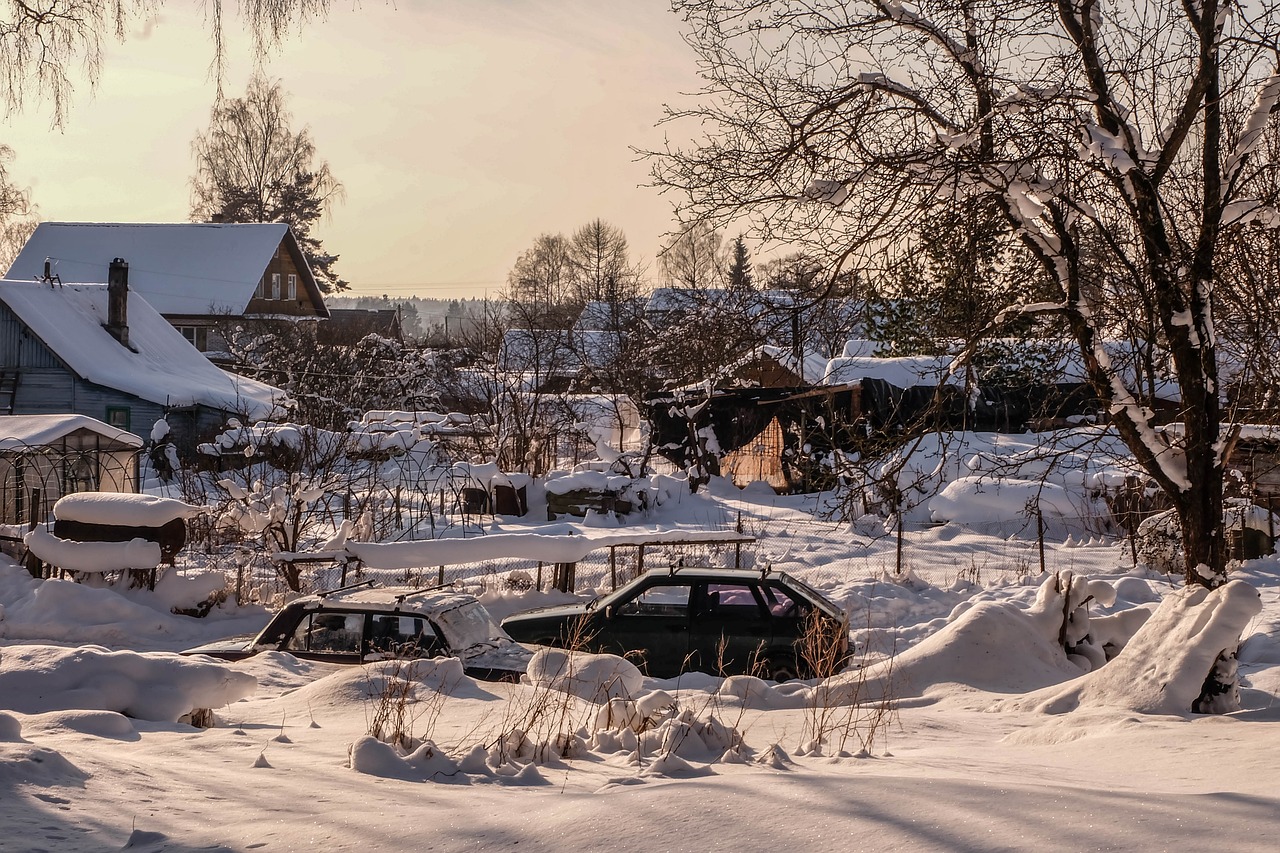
<box><xmin>0</xmin><ymin>280</ymin><xmax>287</xmax><ymax>420</ymax></box>
<box><xmin>7</xmin><ymin>222</ymin><xmax>327</xmax><ymax>317</ymax></box>
<box><xmin>0</xmin><ymin>414</ymin><xmax>143</xmax><ymax>450</ymax></box>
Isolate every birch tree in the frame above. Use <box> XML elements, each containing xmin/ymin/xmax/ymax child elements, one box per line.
<box><xmin>0</xmin><ymin>1</ymin><xmax>331</xmax><ymax>126</ymax></box>
<box><xmin>654</xmin><ymin>0</ymin><xmax>1280</xmax><ymax>589</ymax></box>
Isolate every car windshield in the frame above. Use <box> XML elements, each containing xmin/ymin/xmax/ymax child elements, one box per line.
<box><xmin>434</xmin><ymin>600</ymin><xmax>509</xmax><ymax>651</ymax></box>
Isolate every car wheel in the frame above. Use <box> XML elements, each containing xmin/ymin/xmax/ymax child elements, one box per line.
<box><xmin>761</xmin><ymin>654</ymin><xmax>798</xmax><ymax>683</ymax></box>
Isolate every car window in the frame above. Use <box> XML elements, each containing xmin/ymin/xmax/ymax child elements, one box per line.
<box><xmin>703</xmin><ymin>583</ymin><xmax>764</xmax><ymax>616</ymax></box>
<box><xmin>367</xmin><ymin>614</ymin><xmax>436</xmax><ymax>656</ymax></box>
<box><xmin>763</xmin><ymin>584</ymin><xmax>807</xmax><ymax>617</ymax></box>
<box><xmin>434</xmin><ymin>601</ymin><xmax>506</xmax><ymax>651</ymax></box>
<box><xmin>618</xmin><ymin>583</ymin><xmax>690</xmax><ymax>616</ymax></box>
<box><xmin>289</xmin><ymin>612</ymin><xmax>364</xmax><ymax>655</ymax></box>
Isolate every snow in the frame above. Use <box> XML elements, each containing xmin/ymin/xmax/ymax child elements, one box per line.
<box><xmin>0</xmin><ymin>413</ymin><xmax>142</xmax><ymax>450</ymax></box>
<box><xmin>0</xmin><ymin>280</ymin><xmax>287</xmax><ymax>421</ymax></box>
<box><xmin>0</xmin><ymin>644</ymin><xmax>256</xmax><ymax>721</ymax></box>
<box><xmin>6</xmin><ymin>222</ymin><xmax>296</xmax><ymax>317</ymax></box>
<box><xmin>823</xmin><ymin>353</ymin><xmax>958</xmax><ymax>386</ymax></box>
<box><xmin>23</xmin><ymin>529</ymin><xmax>162</xmax><ymax>573</ymax></box>
<box><xmin>52</xmin><ymin>492</ymin><xmax>203</xmax><ymax>527</ymax></box>
<box><xmin>4</xmin><ymin>462</ymin><xmax>1280</xmax><ymax>849</ymax></box>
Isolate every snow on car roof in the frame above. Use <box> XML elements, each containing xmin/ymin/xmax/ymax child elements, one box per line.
<box><xmin>302</xmin><ymin>586</ymin><xmax>480</xmax><ymax>614</ymax></box>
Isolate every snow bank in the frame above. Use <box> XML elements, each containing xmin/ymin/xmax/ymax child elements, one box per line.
<box><xmin>526</xmin><ymin>648</ymin><xmax>643</xmax><ymax>702</ymax></box>
<box><xmin>52</xmin><ymin>492</ymin><xmax>203</xmax><ymax>526</ymax></box>
<box><xmin>0</xmin><ymin>644</ymin><xmax>256</xmax><ymax>722</ymax></box>
<box><xmin>928</xmin><ymin>477</ymin><xmax>1081</xmax><ymax>523</ymax></box>
<box><xmin>1000</xmin><ymin>580</ymin><xmax>1263</xmax><ymax>715</ymax></box>
<box><xmin>24</xmin><ymin>529</ymin><xmax>161</xmax><ymax>573</ymax></box>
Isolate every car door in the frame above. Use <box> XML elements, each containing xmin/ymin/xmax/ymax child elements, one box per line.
<box><xmin>688</xmin><ymin>581</ymin><xmax>771</xmax><ymax>676</ymax></box>
<box><xmin>598</xmin><ymin>579</ymin><xmax>692</xmax><ymax>677</ymax></box>
<box><xmin>282</xmin><ymin>610</ymin><xmax>366</xmax><ymax>663</ymax></box>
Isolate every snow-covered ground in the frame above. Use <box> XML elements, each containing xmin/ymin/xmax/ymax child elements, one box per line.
<box><xmin>2</xmin><ymin>478</ymin><xmax>1279</xmax><ymax>852</ymax></box>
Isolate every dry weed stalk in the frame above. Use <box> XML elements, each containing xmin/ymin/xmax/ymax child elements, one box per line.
<box><xmin>364</xmin><ymin>648</ymin><xmax>458</xmax><ymax>751</ymax></box>
<box><xmin>800</xmin><ymin>609</ymin><xmax>900</xmax><ymax>757</ymax></box>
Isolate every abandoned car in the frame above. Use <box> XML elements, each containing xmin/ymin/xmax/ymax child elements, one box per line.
<box><xmin>182</xmin><ymin>583</ymin><xmax>531</xmax><ymax>682</ymax></box>
<box><xmin>501</xmin><ymin>567</ymin><xmax>850</xmax><ymax>680</ymax></box>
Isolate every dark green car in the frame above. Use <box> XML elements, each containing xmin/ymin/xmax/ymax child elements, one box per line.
<box><xmin>500</xmin><ymin>568</ymin><xmax>849</xmax><ymax>680</ymax></box>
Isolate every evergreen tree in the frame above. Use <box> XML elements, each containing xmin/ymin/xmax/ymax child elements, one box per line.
<box><xmin>727</xmin><ymin>235</ymin><xmax>753</xmax><ymax>289</ymax></box>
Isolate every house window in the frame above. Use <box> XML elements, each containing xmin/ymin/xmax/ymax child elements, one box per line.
<box><xmin>271</xmin><ymin>273</ymin><xmax>281</xmax><ymax>300</ymax></box>
<box><xmin>256</xmin><ymin>277</ymin><xmax>267</xmax><ymax>299</ymax></box>
<box><xmin>286</xmin><ymin>274</ymin><xmax>297</xmax><ymax>300</ymax></box>
<box><xmin>178</xmin><ymin>326</ymin><xmax>209</xmax><ymax>351</ymax></box>
<box><xmin>105</xmin><ymin>406</ymin><xmax>131</xmax><ymax>431</ymax></box>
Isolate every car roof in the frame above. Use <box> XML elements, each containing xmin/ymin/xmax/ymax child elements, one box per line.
<box><xmin>293</xmin><ymin>585</ymin><xmax>480</xmax><ymax>616</ymax></box>
<box><xmin>635</xmin><ymin>567</ymin><xmax>800</xmax><ymax>583</ymax></box>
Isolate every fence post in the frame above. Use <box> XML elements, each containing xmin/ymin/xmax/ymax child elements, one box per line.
<box><xmin>438</xmin><ymin>565</ymin><xmax>445</xmax><ymax>586</ymax></box>
<box><xmin>536</xmin><ymin>560</ymin><xmax>543</xmax><ymax>592</ymax></box>
<box><xmin>609</xmin><ymin>545</ymin><xmax>617</xmax><ymax>590</ymax></box>
<box><xmin>24</xmin><ymin>487</ymin><xmax>41</xmax><ymax>579</ymax></box>
<box><xmin>1037</xmin><ymin>506</ymin><xmax>1046</xmax><ymax>574</ymax></box>
<box><xmin>637</xmin><ymin>544</ymin><xmax>645</xmax><ymax>577</ymax></box>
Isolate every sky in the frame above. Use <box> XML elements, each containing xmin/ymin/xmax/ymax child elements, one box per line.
<box><xmin>0</xmin><ymin>1</ymin><xmax>704</xmax><ymax>300</ymax></box>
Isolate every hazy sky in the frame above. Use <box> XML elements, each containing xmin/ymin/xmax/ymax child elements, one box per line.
<box><xmin>0</xmin><ymin>1</ymin><xmax>704</xmax><ymax>299</ymax></box>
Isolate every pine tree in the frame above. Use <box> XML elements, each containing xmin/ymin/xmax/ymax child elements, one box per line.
<box><xmin>727</xmin><ymin>235</ymin><xmax>753</xmax><ymax>290</ymax></box>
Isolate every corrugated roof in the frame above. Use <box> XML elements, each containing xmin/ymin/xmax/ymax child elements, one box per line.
<box><xmin>7</xmin><ymin>222</ymin><xmax>292</xmax><ymax>316</ymax></box>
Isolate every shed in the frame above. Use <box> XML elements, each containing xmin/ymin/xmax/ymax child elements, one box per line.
<box><xmin>0</xmin><ymin>414</ymin><xmax>142</xmax><ymax>528</ymax></box>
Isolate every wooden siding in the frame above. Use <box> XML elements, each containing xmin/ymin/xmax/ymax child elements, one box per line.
<box><xmin>246</xmin><ymin>237</ymin><xmax>324</xmax><ymax>317</ymax></box>
<box><xmin>0</xmin><ymin>304</ymin><xmax>63</xmax><ymax>369</ymax></box>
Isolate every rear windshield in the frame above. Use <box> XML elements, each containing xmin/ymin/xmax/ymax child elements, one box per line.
<box><xmin>434</xmin><ymin>600</ymin><xmax>508</xmax><ymax>650</ymax></box>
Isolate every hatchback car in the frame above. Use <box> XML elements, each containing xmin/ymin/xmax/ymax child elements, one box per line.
<box><xmin>501</xmin><ymin>568</ymin><xmax>849</xmax><ymax>680</ymax></box>
<box><xmin>182</xmin><ymin>582</ymin><xmax>531</xmax><ymax>682</ymax></box>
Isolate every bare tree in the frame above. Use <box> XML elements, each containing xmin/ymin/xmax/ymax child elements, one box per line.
<box><xmin>659</xmin><ymin>221</ymin><xmax>725</xmax><ymax>289</ymax></box>
<box><xmin>655</xmin><ymin>0</ymin><xmax>1280</xmax><ymax>589</ymax></box>
<box><xmin>191</xmin><ymin>74</ymin><xmax>346</xmax><ymax>291</ymax></box>
<box><xmin>568</xmin><ymin>219</ymin><xmax>641</xmax><ymax>305</ymax></box>
<box><xmin>0</xmin><ymin>1</ymin><xmax>331</xmax><ymax>127</ymax></box>
<box><xmin>507</xmin><ymin>233</ymin><xmax>577</xmax><ymax>327</ymax></box>
<box><xmin>0</xmin><ymin>143</ymin><xmax>35</xmax><ymax>271</ymax></box>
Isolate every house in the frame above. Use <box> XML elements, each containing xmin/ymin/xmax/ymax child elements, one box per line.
<box><xmin>319</xmin><ymin>308</ymin><xmax>403</xmax><ymax>344</ymax></box>
<box><xmin>7</xmin><ymin>222</ymin><xmax>329</xmax><ymax>355</ymax></box>
<box><xmin>0</xmin><ymin>414</ymin><xmax>142</xmax><ymax>528</ymax></box>
<box><xmin>0</xmin><ymin>263</ymin><xmax>286</xmax><ymax>453</ymax></box>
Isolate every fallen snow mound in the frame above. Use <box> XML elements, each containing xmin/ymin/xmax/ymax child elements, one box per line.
<box><xmin>929</xmin><ymin>477</ymin><xmax>1081</xmax><ymax>524</ymax></box>
<box><xmin>527</xmin><ymin>648</ymin><xmax>643</xmax><ymax>702</ymax></box>
<box><xmin>0</xmin><ymin>644</ymin><xmax>256</xmax><ymax>722</ymax></box>
<box><xmin>997</xmin><ymin>580</ymin><xmax>1263</xmax><ymax>715</ymax></box>
<box><xmin>24</xmin><ymin>528</ymin><xmax>162</xmax><ymax>573</ymax></box>
<box><xmin>818</xmin><ymin>598</ymin><xmax>1083</xmax><ymax>705</ymax></box>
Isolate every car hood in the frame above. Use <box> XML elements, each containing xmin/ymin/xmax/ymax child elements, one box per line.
<box><xmin>456</xmin><ymin>638</ymin><xmax>534</xmax><ymax>674</ymax></box>
<box><xmin>502</xmin><ymin>603</ymin><xmax>592</xmax><ymax>624</ymax></box>
<box><xmin>180</xmin><ymin>635</ymin><xmax>258</xmax><ymax>658</ymax></box>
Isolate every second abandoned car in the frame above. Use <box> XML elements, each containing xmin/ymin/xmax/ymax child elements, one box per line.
<box><xmin>501</xmin><ymin>567</ymin><xmax>850</xmax><ymax>680</ymax></box>
<box><xmin>182</xmin><ymin>583</ymin><xmax>531</xmax><ymax>682</ymax></box>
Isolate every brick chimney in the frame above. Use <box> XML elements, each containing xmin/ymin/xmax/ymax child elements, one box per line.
<box><xmin>107</xmin><ymin>258</ymin><xmax>129</xmax><ymax>347</ymax></box>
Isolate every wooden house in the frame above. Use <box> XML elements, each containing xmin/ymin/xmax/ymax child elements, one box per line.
<box><xmin>0</xmin><ymin>414</ymin><xmax>142</xmax><ymax>528</ymax></box>
<box><xmin>7</xmin><ymin>222</ymin><xmax>329</xmax><ymax>355</ymax></box>
<box><xmin>0</xmin><ymin>264</ymin><xmax>286</xmax><ymax>453</ymax></box>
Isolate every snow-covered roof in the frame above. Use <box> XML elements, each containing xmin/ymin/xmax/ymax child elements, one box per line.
<box><xmin>0</xmin><ymin>280</ymin><xmax>286</xmax><ymax>420</ymax></box>
<box><xmin>731</xmin><ymin>345</ymin><xmax>829</xmax><ymax>385</ymax></box>
<box><xmin>0</xmin><ymin>414</ymin><xmax>143</xmax><ymax>450</ymax></box>
<box><xmin>7</xmin><ymin>222</ymin><xmax>320</xmax><ymax>317</ymax></box>
<box><xmin>823</xmin><ymin>354</ymin><xmax>960</xmax><ymax>387</ymax></box>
